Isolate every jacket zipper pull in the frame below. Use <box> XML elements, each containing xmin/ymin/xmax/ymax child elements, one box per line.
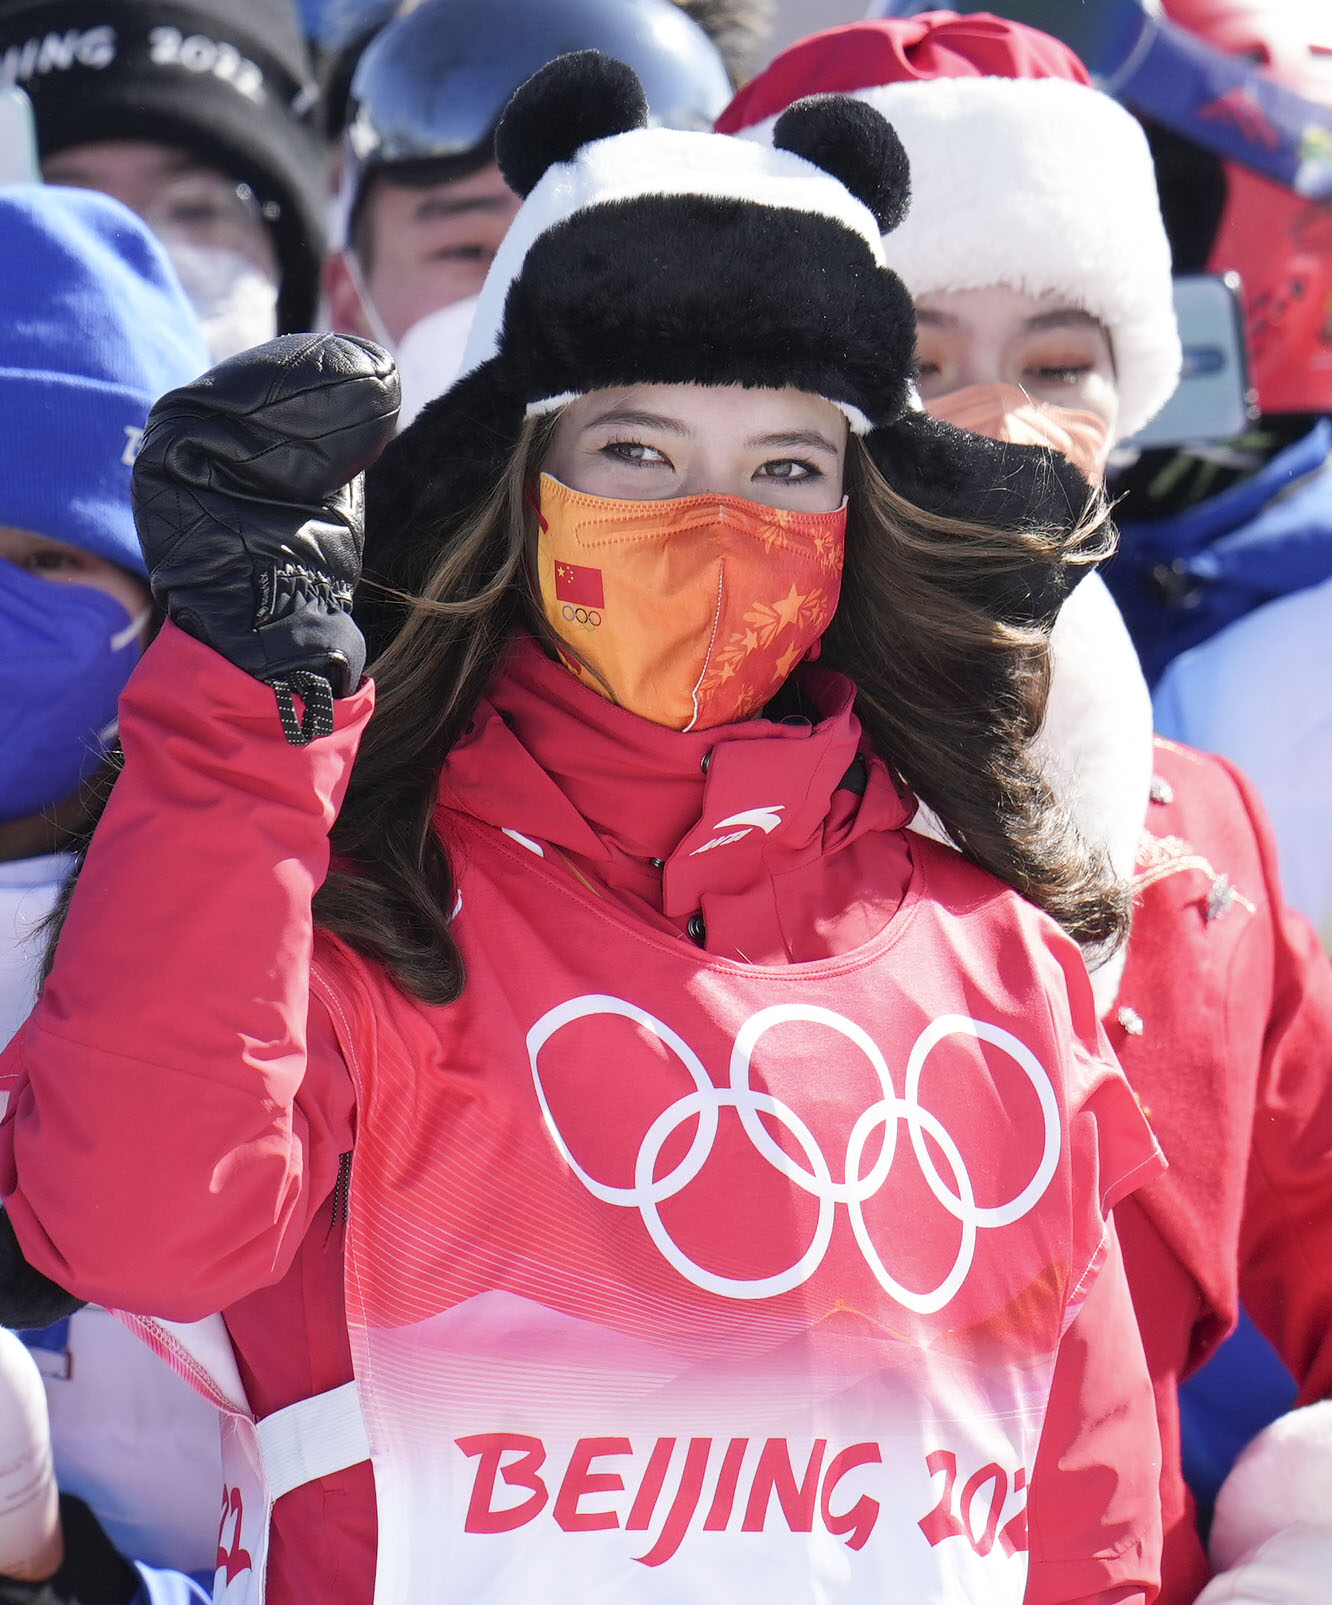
<box><xmin>330</xmin><ymin>1151</ymin><xmax>353</xmax><ymax>1230</ymax></box>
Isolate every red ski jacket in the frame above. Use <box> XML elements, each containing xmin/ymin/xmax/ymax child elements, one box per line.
<box><xmin>0</xmin><ymin>625</ymin><xmax>1163</xmax><ymax>1604</ymax></box>
<box><xmin>1107</xmin><ymin>738</ymin><xmax>1332</xmax><ymax>1604</ymax></box>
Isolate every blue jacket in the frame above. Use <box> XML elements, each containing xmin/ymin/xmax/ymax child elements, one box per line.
<box><xmin>1107</xmin><ymin>420</ymin><xmax>1332</xmax><ymax>686</ymax></box>
<box><xmin>1177</xmin><ymin>1309</ymin><xmax>1298</xmax><ymax>1527</ymax></box>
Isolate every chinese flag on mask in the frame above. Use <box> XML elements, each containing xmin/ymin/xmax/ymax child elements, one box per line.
<box><xmin>554</xmin><ymin>561</ymin><xmax>605</xmax><ymax>609</ymax></box>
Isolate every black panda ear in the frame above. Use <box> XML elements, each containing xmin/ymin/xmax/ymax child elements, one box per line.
<box><xmin>773</xmin><ymin>95</ymin><xmax>910</xmax><ymax>236</ymax></box>
<box><xmin>496</xmin><ymin>50</ymin><xmax>650</xmax><ymax>199</ymax></box>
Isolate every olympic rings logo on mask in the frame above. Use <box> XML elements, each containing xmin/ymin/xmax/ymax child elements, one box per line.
<box><xmin>560</xmin><ymin>604</ymin><xmax>602</xmax><ymax>629</ymax></box>
<box><xmin>525</xmin><ymin>997</ymin><xmax>1061</xmax><ymax>1313</ymax></box>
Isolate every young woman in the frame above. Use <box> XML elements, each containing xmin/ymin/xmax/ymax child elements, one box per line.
<box><xmin>0</xmin><ymin>53</ymin><xmax>1163</xmax><ymax>1605</ymax></box>
<box><xmin>719</xmin><ymin>14</ymin><xmax>1332</xmax><ymax>1602</ymax></box>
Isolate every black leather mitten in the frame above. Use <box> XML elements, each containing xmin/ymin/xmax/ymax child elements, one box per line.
<box><xmin>132</xmin><ymin>333</ymin><xmax>400</xmax><ymax>744</ymax></box>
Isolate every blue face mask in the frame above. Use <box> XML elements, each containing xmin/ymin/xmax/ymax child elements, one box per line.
<box><xmin>0</xmin><ymin>560</ymin><xmax>145</xmax><ymax>824</ymax></box>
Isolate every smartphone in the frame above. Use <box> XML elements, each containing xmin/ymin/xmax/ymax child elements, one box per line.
<box><xmin>0</xmin><ymin>88</ymin><xmax>40</xmax><ymax>186</ymax></box>
<box><xmin>1124</xmin><ymin>272</ymin><xmax>1258</xmax><ymax>451</ymax></box>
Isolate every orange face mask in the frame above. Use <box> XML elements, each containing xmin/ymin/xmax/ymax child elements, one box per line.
<box><xmin>533</xmin><ymin>473</ymin><xmax>846</xmax><ymax>731</ymax></box>
<box><xmin>925</xmin><ymin>382</ymin><xmax>1113</xmax><ymax>484</ymax></box>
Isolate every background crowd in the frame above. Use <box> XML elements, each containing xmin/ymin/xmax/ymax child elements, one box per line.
<box><xmin>1</xmin><ymin>2</ymin><xmax>1331</xmax><ymax>1603</ymax></box>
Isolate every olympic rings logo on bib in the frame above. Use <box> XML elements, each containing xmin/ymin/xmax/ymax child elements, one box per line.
<box><xmin>525</xmin><ymin>997</ymin><xmax>1061</xmax><ymax>1313</ymax></box>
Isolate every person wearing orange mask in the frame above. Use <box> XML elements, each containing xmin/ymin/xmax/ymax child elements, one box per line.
<box><xmin>0</xmin><ymin>51</ymin><xmax>1169</xmax><ymax>1605</ymax></box>
<box><xmin>719</xmin><ymin>12</ymin><xmax>1332</xmax><ymax>1603</ymax></box>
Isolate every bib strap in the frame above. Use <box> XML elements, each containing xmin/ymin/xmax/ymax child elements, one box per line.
<box><xmin>256</xmin><ymin>1380</ymin><xmax>371</xmax><ymax>1501</ymax></box>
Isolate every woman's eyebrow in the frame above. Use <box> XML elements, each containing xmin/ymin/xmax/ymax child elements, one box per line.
<box><xmin>411</xmin><ymin>193</ymin><xmax>514</xmax><ymax>224</ymax></box>
<box><xmin>580</xmin><ymin>407</ymin><xmax>692</xmax><ymax>436</ymax></box>
<box><xmin>1023</xmin><ymin>309</ymin><xmax>1106</xmax><ymax>336</ymax></box>
<box><xmin>747</xmin><ymin>430</ymin><xmax>841</xmax><ymax>454</ymax></box>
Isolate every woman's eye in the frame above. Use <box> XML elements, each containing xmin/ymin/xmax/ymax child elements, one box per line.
<box><xmin>913</xmin><ymin>359</ymin><xmax>942</xmax><ymax>381</ymax></box>
<box><xmin>601</xmin><ymin>440</ymin><xmax>668</xmax><ymax>466</ymax></box>
<box><xmin>25</xmin><ymin>549</ymin><xmax>81</xmax><ymax>573</ymax></box>
<box><xmin>432</xmin><ymin>243</ymin><xmax>494</xmax><ymax>264</ymax></box>
<box><xmin>1027</xmin><ymin>362</ymin><xmax>1093</xmax><ymax>384</ymax></box>
<box><xmin>164</xmin><ymin>200</ymin><xmax>230</xmax><ymax>228</ymax></box>
<box><xmin>756</xmin><ymin>459</ymin><xmax>816</xmax><ymax>482</ymax></box>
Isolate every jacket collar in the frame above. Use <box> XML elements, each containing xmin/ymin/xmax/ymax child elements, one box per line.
<box><xmin>1118</xmin><ymin>419</ymin><xmax>1332</xmax><ymax>576</ymax></box>
<box><xmin>438</xmin><ymin>636</ymin><xmax>913</xmax><ymax>918</ymax></box>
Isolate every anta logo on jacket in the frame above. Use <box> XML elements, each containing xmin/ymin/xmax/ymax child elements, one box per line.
<box><xmin>690</xmin><ymin>805</ymin><xmax>786</xmax><ymax>855</ymax></box>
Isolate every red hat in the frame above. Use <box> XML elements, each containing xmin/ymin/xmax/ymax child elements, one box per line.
<box><xmin>718</xmin><ymin>13</ymin><xmax>1182</xmax><ymax>440</ymax></box>
<box><xmin>716</xmin><ymin>11</ymin><xmax>1088</xmax><ymax>132</ymax></box>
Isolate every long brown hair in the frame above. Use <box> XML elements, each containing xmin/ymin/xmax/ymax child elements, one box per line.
<box><xmin>828</xmin><ymin>443</ymin><xmax>1122</xmax><ymax>952</ymax></box>
<box><xmin>312</xmin><ymin>417</ymin><xmax>1125</xmax><ymax>1004</ymax></box>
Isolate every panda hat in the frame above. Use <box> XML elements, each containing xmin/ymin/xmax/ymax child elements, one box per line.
<box><xmin>363</xmin><ymin>50</ymin><xmax>1096</xmax><ymax>644</ymax></box>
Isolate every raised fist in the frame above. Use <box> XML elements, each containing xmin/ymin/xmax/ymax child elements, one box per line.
<box><xmin>132</xmin><ymin>333</ymin><xmax>400</xmax><ymax>740</ymax></box>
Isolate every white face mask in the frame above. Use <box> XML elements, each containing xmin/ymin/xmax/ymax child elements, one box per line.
<box><xmin>162</xmin><ymin>238</ymin><xmax>279</xmax><ymax>362</ymax></box>
<box><xmin>394</xmin><ymin>294</ymin><xmax>481</xmax><ymax>430</ymax></box>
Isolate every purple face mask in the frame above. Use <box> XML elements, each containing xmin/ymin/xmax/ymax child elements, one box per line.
<box><xmin>0</xmin><ymin>560</ymin><xmax>144</xmax><ymax>823</ymax></box>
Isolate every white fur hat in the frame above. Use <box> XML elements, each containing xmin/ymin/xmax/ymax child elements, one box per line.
<box><xmin>718</xmin><ymin>22</ymin><xmax>1184</xmax><ymax>441</ymax></box>
<box><xmin>855</xmin><ymin>77</ymin><xmax>1181</xmax><ymax>441</ymax></box>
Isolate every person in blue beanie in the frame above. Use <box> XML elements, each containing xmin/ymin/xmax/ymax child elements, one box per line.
<box><xmin>0</xmin><ymin>183</ymin><xmax>209</xmax><ymax>1042</ymax></box>
<box><xmin>0</xmin><ymin>183</ymin><xmax>217</xmax><ymax>1605</ymax></box>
